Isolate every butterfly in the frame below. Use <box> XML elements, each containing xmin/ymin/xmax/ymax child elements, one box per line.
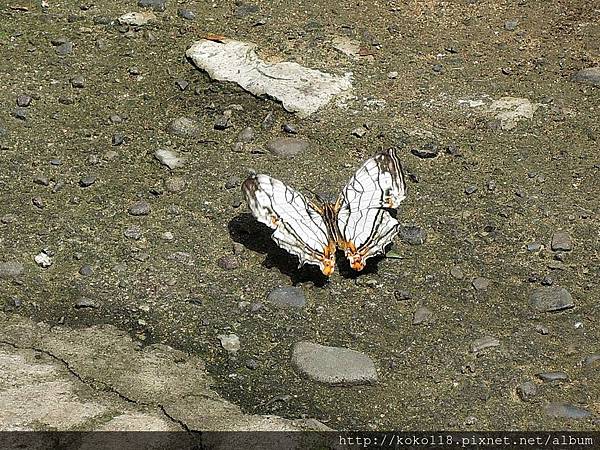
<box><xmin>241</xmin><ymin>148</ymin><xmax>407</xmax><ymax>276</ymax></box>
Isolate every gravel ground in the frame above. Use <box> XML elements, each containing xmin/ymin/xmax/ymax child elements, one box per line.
<box><xmin>0</xmin><ymin>0</ymin><xmax>598</xmax><ymax>430</ymax></box>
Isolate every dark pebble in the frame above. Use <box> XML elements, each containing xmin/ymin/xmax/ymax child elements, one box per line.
<box><xmin>282</xmin><ymin>123</ymin><xmax>298</xmax><ymax>134</ymax></box>
<box><xmin>58</xmin><ymin>96</ymin><xmax>75</xmax><ymax>105</ymax></box>
<box><xmin>217</xmin><ymin>255</ymin><xmax>240</xmax><ymax>270</ymax></box>
<box><xmin>79</xmin><ymin>265</ymin><xmax>93</xmax><ymax>276</ymax></box>
<box><xmin>112</xmin><ymin>132</ymin><xmax>125</xmax><ymax>146</ymax></box>
<box><xmin>79</xmin><ymin>175</ymin><xmax>96</xmax><ymax>187</ymax></box>
<box><xmin>245</xmin><ymin>359</ymin><xmax>258</xmax><ymax>370</ymax></box>
<box><xmin>394</xmin><ymin>290</ymin><xmax>411</xmax><ymax>301</ymax></box>
<box><xmin>17</xmin><ymin>94</ymin><xmax>32</xmax><ymax>107</ymax></box>
<box><xmin>267</xmin><ymin>286</ymin><xmax>306</xmax><ymax>308</ymax></box>
<box><xmin>516</xmin><ymin>381</ymin><xmax>537</xmax><ymax>402</ymax></box>
<box><xmin>445</xmin><ymin>144</ymin><xmax>461</xmax><ymax>156</ymax></box>
<box><xmin>530</xmin><ymin>286</ymin><xmax>574</xmax><ymax>312</ymax></box>
<box><xmin>541</xmin><ymin>276</ymin><xmax>553</xmax><ymax>286</ymax></box>
<box><xmin>128</xmin><ymin>200</ymin><xmax>151</xmax><ymax>216</ymax></box>
<box><xmin>411</xmin><ymin>142</ymin><xmax>438</xmax><ymax>158</ymax></box>
<box><xmin>397</xmin><ymin>225</ymin><xmax>427</xmax><ymax>245</ymax></box>
<box><xmin>70</xmin><ymin>76</ymin><xmax>85</xmax><ymax>88</ymax></box>
<box><xmin>536</xmin><ymin>372</ymin><xmax>568</xmax><ymax>382</ymax></box>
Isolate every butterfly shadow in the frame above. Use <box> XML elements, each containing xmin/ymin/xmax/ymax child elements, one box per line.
<box><xmin>228</xmin><ymin>213</ymin><xmax>330</xmax><ymax>287</ymax></box>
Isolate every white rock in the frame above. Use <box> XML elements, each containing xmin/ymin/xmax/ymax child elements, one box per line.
<box><xmin>217</xmin><ymin>334</ymin><xmax>240</xmax><ymax>353</ymax></box>
<box><xmin>118</xmin><ymin>11</ymin><xmax>156</xmax><ymax>26</ymax></box>
<box><xmin>331</xmin><ymin>36</ymin><xmax>361</xmax><ymax>59</ymax></box>
<box><xmin>487</xmin><ymin>97</ymin><xmax>538</xmax><ymax>130</ymax></box>
<box><xmin>154</xmin><ymin>149</ymin><xmax>185</xmax><ymax>169</ymax></box>
<box><xmin>186</xmin><ymin>39</ymin><xmax>352</xmax><ymax>117</ymax></box>
<box><xmin>34</xmin><ymin>252</ymin><xmax>52</xmax><ymax>268</ymax></box>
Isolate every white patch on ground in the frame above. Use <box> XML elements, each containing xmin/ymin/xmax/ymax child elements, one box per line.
<box><xmin>155</xmin><ymin>149</ymin><xmax>185</xmax><ymax>169</ymax></box>
<box><xmin>186</xmin><ymin>39</ymin><xmax>352</xmax><ymax>118</ymax></box>
<box><xmin>118</xmin><ymin>11</ymin><xmax>156</xmax><ymax>26</ymax></box>
<box><xmin>331</xmin><ymin>36</ymin><xmax>361</xmax><ymax>59</ymax></box>
<box><xmin>487</xmin><ymin>97</ymin><xmax>539</xmax><ymax>130</ymax></box>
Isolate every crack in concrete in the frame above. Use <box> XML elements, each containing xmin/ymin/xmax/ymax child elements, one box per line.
<box><xmin>0</xmin><ymin>339</ymin><xmax>194</xmax><ymax>433</ymax></box>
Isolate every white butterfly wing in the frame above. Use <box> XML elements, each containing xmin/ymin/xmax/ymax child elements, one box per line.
<box><xmin>336</xmin><ymin>148</ymin><xmax>407</xmax><ymax>271</ymax></box>
<box><xmin>242</xmin><ymin>174</ymin><xmax>336</xmax><ymax>276</ymax></box>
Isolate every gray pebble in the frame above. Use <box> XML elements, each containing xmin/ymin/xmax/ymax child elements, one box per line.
<box><xmin>178</xmin><ymin>8</ymin><xmax>195</xmax><ymax>20</ymax></box>
<box><xmin>351</xmin><ymin>127</ymin><xmax>367</xmax><ymax>138</ymax></box>
<box><xmin>536</xmin><ymin>372</ymin><xmax>568</xmax><ymax>382</ymax></box>
<box><xmin>261</xmin><ymin>111</ymin><xmax>275</xmax><ymax>130</ymax></box>
<box><xmin>33</xmin><ymin>175</ymin><xmax>49</xmax><ymax>186</ymax></box>
<box><xmin>516</xmin><ymin>381</ymin><xmax>537</xmax><ymax>402</ymax></box>
<box><xmin>56</xmin><ymin>41</ymin><xmax>73</xmax><ymax>55</ymax></box>
<box><xmin>112</xmin><ymin>132</ymin><xmax>125</xmax><ymax>146</ymax></box>
<box><xmin>70</xmin><ymin>76</ymin><xmax>85</xmax><ymax>88</ymax></box>
<box><xmin>217</xmin><ymin>334</ymin><xmax>240</xmax><ymax>353</ymax></box>
<box><xmin>124</xmin><ymin>226</ymin><xmax>142</xmax><ymax>240</ymax></box>
<box><xmin>128</xmin><ymin>200</ymin><xmax>151</xmax><ymax>216</ymax></box>
<box><xmin>412</xmin><ymin>306</ymin><xmax>432</xmax><ymax>325</ymax></box>
<box><xmin>109</xmin><ymin>114</ymin><xmax>122</xmax><ymax>124</ymax></box>
<box><xmin>176</xmin><ymin>79</ymin><xmax>189</xmax><ymax>90</ymax></box>
<box><xmin>138</xmin><ymin>0</ymin><xmax>166</xmax><ymax>11</ymax></box>
<box><xmin>445</xmin><ymin>144</ymin><xmax>461</xmax><ymax>156</ymax></box>
<box><xmin>291</xmin><ymin>341</ymin><xmax>378</xmax><ymax>385</ymax></box>
<box><xmin>79</xmin><ymin>265</ymin><xmax>93</xmax><ymax>276</ymax></box>
<box><xmin>225</xmin><ymin>176</ymin><xmax>241</xmax><ymax>189</ymax></box>
<box><xmin>397</xmin><ymin>225</ymin><xmax>427</xmax><ymax>245</ymax></box>
<box><xmin>0</xmin><ymin>261</ymin><xmax>24</xmax><ymax>278</ymax></box>
<box><xmin>527</xmin><ymin>242</ymin><xmax>541</xmax><ymax>252</ymax></box>
<box><xmin>32</xmin><ymin>196</ymin><xmax>44</xmax><ymax>209</ymax></box>
<box><xmin>13</xmin><ymin>107</ymin><xmax>27</xmax><ymax>120</ymax></box>
<box><xmin>214</xmin><ymin>110</ymin><xmax>232</xmax><ymax>130</ymax></box>
<box><xmin>74</xmin><ymin>297</ymin><xmax>98</xmax><ymax>309</ymax></box>
<box><xmin>541</xmin><ymin>276</ymin><xmax>554</xmax><ymax>286</ymax></box>
<box><xmin>544</xmin><ymin>403</ymin><xmax>591</xmax><ymax>419</ymax></box>
<box><xmin>17</xmin><ymin>94</ymin><xmax>32</xmax><ymax>107</ymax></box>
<box><xmin>432</xmin><ymin>64</ymin><xmax>444</xmax><ymax>73</ymax></box>
<box><xmin>245</xmin><ymin>359</ymin><xmax>258</xmax><ymax>370</ymax></box>
<box><xmin>472</xmin><ymin>277</ymin><xmax>490</xmax><ymax>291</ymax></box>
<box><xmin>165</xmin><ymin>177</ymin><xmax>186</xmax><ymax>193</ymax></box>
<box><xmin>551</xmin><ymin>231</ymin><xmax>572</xmax><ymax>251</ymax></box>
<box><xmin>530</xmin><ymin>287</ymin><xmax>574</xmax><ymax>312</ymax></box>
<box><xmin>535</xmin><ymin>324</ymin><xmax>549</xmax><ymax>335</ymax></box>
<box><xmin>411</xmin><ymin>142</ymin><xmax>438</xmax><ymax>158</ymax></box>
<box><xmin>582</xmin><ymin>355</ymin><xmax>600</xmax><ymax>366</ymax></box>
<box><xmin>234</xmin><ymin>3</ymin><xmax>259</xmax><ymax>18</ymax></box>
<box><xmin>394</xmin><ymin>290</ymin><xmax>411</xmax><ymax>301</ymax></box>
<box><xmin>504</xmin><ymin>19</ymin><xmax>518</xmax><ymax>31</ymax></box>
<box><xmin>470</xmin><ymin>336</ymin><xmax>500</xmax><ymax>353</ymax></box>
<box><xmin>465</xmin><ymin>185</ymin><xmax>477</xmax><ymax>195</ymax></box>
<box><xmin>237</xmin><ymin>127</ymin><xmax>254</xmax><ymax>143</ymax></box>
<box><xmin>168</xmin><ymin>117</ymin><xmax>201</xmax><ymax>137</ymax></box>
<box><xmin>267</xmin><ymin>286</ymin><xmax>306</xmax><ymax>309</ymax></box>
<box><xmin>450</xmin><ymin>266</ymin><xmax>464</xmax><ymax>280</ymax></box>
<box><xmin>128</xmin><ymin>67</ymin><xmax>140</xmax><ymax>76</ymax></box>
<box><xmin>282</xmin><ymin>123</ymin><xmax>298</xmax><ymax>134</ymax></box>
<box><xmin>79</xmin><ymin>175</ymin><xmax>96</xmax><ymax>187</ymax></box>
<box><xmin>50</xmin><ymin>159</ymin><xmax>62</xmax><ymax>166</ymax></box>
<box><xmin>266</xmin><ymin>137</ymin><xmax>309</xmax><ymax>157</ymax></box>
<box><xmin>572</xmin><ymin>67</ymin><xmax>600</xmax><ymax>86</ymax></box>
<box><xmin>217</xmin><ymin>255</ymin><xmax>240</xmax><ymax>270</ymax></box>
<box><xmin>58</xmin><ymin>96</ymin><xmax>75</xmax><ymax>105</ymax></box>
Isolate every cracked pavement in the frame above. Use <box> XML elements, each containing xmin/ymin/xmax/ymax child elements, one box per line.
<box><xmin>0</xmin><ymin>312</ymin><xmax>328</xmax><ymax>433</ymax></box>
